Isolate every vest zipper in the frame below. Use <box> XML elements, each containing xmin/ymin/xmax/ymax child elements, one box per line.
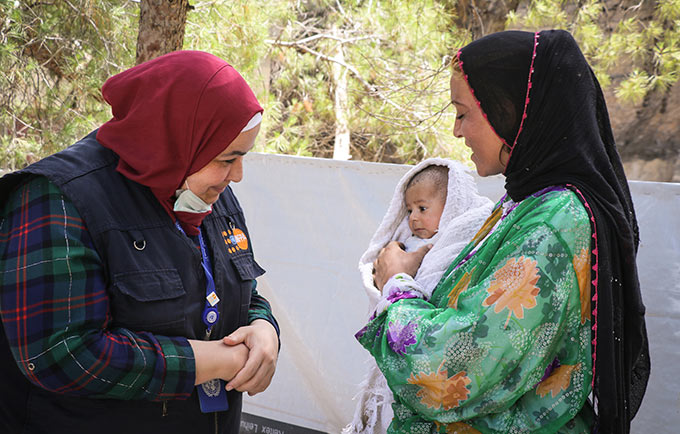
<box><xmin>162</xmin><ymin>400</ymin><xmax>168</xmax><ymax>417</ymax></box>
<box><xmin>214</xmin><ymin>412</ymin><xmax>218</xmax><ymax>434</ymax></box>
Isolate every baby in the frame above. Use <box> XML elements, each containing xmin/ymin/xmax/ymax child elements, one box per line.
<box><xmin>402</xmin><ymin>165</ymin><xmax>448</xmax><ymax>253</ymax></box>
<box><xmin>345</xmin><ymin>158</ymin><xmax>493</xmax><ymax>434</ymax></box>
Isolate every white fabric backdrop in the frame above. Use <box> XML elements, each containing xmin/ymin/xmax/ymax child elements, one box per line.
<box><xmin>234</xmin><ymin>152</ymin><xmax>680</xmax><ymax>433</ymax></box>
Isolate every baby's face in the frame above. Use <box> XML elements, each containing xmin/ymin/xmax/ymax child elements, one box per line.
<box><xmin>405</xmin><ymin>180</ymin><xmax>446</xmax><ymax>239</ymax></box>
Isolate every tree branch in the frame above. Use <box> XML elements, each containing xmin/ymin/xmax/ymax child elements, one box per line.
<box><xmin>266</xmin><ymin>38</ymin><xmax>377</xmax><ymax>93</ymax></box>
<box><xmin>266</xmin><ymin>37</ymin><xmax>427</xmax><ymax>122</ymax></box>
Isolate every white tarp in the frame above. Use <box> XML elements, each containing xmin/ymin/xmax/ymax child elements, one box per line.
<box><xmin>234</xmin><ymin>152</ymin><xmax>680</xmax><ymax>433</ymax></box>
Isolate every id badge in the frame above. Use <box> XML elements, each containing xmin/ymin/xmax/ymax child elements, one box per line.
<box><xmin>197</xmin><ymin>379</ymin><xmax>229</xmax><ymax>413</ymax></box>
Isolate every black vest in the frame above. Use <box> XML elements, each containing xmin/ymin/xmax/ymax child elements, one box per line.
<box><xmin>0</xmin><ymin>131</ymin><xmax>265</xmax><ymax>434</ymax></box>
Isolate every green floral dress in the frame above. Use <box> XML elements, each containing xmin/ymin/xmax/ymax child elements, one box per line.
<box><xmin>357</xmin><ymin>187</ymin><xmax>594</xmax><ymax>434</ymax></box>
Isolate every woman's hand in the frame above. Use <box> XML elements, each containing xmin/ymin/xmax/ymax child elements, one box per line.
<box><xmin>373</xmin><ymin>241</ymin><xmax>431</xmax><ymax>291</ymax></box>
<box><xmin>189</xmin><ymin>340</ymin><xmax>249</xmax><ymax>385</ymax></box>
<box><xmin>222</xmin><ymin>319</ymin><xmax>279</xmax><ymax>396</ymax></box>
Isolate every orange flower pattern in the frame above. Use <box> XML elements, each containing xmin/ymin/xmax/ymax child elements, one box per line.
<box><xmin>470</xmin><ymin>206</ymin><xmax>502</xmax><ymax>246</ymax></box>
<box><xmin>447</xmin><ymin>269</ymin><xmax>473</xmax><ymax>309</ymax></box>
<box><xmin>536</xmin><ymin>363</ymin><xmax>581</xmax><ymax>398</ymax></box>
<box><xmin>482</xmin><ymin>256</ymin><xmax>540</xmax><ymax>328</ymax></box>
<box><xmin>407</xmin><ymin>362</ymin><xmax>471</xmax><ymax>410</ymax></box>
<box><xmin>356</xmin><ymin>188</ymin><xmax>594</xmax><ymax>433</ymax></box>
<box><xmin>572</xmin><ymin>248</ymin><xmax>591</xmax><ymax>324</ymax></box>
<box><xmin>434</xmin><ymin>421</ymin><xmax>482</xmax><ymax>434</ymax></box>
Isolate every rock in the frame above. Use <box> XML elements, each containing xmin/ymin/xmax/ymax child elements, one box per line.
<box><xmin>623</xmin><ymin>158</ymin><xmax>679</xmax><ymax>182</ymax></box>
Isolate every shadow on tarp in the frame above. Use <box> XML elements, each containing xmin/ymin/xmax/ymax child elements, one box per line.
<box><xmin>241</xmin><ymin>412</ymin><xmax>327</xmax><ymax>434</ymax></box>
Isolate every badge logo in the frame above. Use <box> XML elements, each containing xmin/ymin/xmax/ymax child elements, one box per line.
<box><xmin>201</xmin><ymin>379</ymin><xmax>221</xmax><ymax>398</ymax></box>
<box><xmin>222</xmin><ymin>227</ymin><xmax>248</xmax><ymax>253</ymax></box>
<box><xmin>205</xmin><ymin>309</ymin><xmax>218</xmax><ymax>325</ymax></box>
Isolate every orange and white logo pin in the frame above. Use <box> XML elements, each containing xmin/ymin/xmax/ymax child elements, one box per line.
<box><xmin>222</xmin><ymin>227</ymin><xmax>248</xmax><ymax>253</ymax></box>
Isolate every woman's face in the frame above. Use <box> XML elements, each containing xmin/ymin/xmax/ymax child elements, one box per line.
<box><xmin>450</xmin><ymin>75</ymin><xmax>508</xmax><ymax>177</ymax></box>
<box><xmin>185</xmin><ymin>124</ymin><xmax>260</xmax><ymax>204</ymax></box>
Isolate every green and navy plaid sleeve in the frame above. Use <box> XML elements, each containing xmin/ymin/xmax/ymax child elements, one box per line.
<box><xmin>0</xmin><ymin>176</ymin><xmax>195</xmax><ymax>401</ymax></box>
<box><xmin>247</xmin><ymin>280</ymin><xmax>280</xmax><ymax>337</ymax></box>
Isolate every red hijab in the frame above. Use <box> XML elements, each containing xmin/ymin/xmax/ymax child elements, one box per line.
<box><xmin>96</xmin><ymin>50</ymin><xmax>263</xmax><ymax>234</ymax></box>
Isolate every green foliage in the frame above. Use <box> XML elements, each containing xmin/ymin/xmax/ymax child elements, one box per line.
<box><xmin>506</xmin><ymin>0</ymin><xmax>680</xmax><ymax>104</ymax></box>
<box><xmin>615</xmin><ymin>70</ymin><xmax>652</xmax><ymax>104</ymax></box>
<box><xmin>182</xmin><ymin>0</ymin><xmax>471</xmax><ymax>163</ymax></box>
<box><xmin>336</xmin><ymin>0</ymin><xmax>470</xmax><ymax>163</ymax></box>
<box><xmin>0</xmin><ymin>0</ymin><xmax>137</xmax><ymax>170</ymax></box>
<box><xmin>3</xmin><ymin>0</ymin><xmax>677</xmax><ymax>169</ymax></box>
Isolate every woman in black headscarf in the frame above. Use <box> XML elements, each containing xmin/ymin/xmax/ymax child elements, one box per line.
<box><xmin>359</xmin><ymin>29</ymin><xmax>649</xmax><ymax>433</ymax></box>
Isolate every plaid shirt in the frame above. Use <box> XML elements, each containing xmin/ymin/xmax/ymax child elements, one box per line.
<box><xmin>0</xmin><ymin>176</ymin><xmax>278</xmax><ymax>401</ymax></box>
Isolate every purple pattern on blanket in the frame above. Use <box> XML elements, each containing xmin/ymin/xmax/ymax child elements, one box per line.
<box><xmin>536</xmin><ymin>357</ymin><xmax>561</xmax><ymax>388</ymax></box>
<box><xmin>387</xmin><ymin>320</ymin><xmax>418</xmax><ymax>355</ymax></box>
<box><xmin>386</xmin><ymin>289</ymin><xmax>420</xmax><ymax>304</ymax></box>
<box><xmin>355</xmin><ymin>325</ymin><xmax>368</xmax><ymax>340</ymax></box>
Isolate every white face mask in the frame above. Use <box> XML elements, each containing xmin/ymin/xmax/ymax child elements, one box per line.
<box><xmin>173</xmin><ymin>187</ymin><xmax>212</xmax><ymax>213</ymax></box>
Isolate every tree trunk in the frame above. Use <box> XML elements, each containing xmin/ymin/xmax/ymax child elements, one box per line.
<box><xmin>135</xmin><ymin>0</ymin><xmax>190</xmax><ymax>65</ymax></box>
<box><xmin>454</xmin><ymin>0</ymin><xmax>521</xmax><ymax>38</ymax></box>
<box><xmin>332</xmin><ymin>32</ymin><xmax>351</xmax><ymax>160</ymax></box>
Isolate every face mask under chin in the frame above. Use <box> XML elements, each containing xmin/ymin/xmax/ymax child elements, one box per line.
<box><xmin>173</xmin><ymin>188</ymin><xmax>213</xmax><ymax>213</ymax></box>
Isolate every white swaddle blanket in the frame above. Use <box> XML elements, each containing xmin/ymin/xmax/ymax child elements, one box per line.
<box><xmin>344</xmin><ymin>158</ymin><xmax>493</xmax><ymax>434</ymax></box>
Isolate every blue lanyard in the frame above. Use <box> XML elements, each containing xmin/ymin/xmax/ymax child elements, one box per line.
<box><xmin>175</xmin><ymin>222</ymin><xmax>219</xmax><ymax>335</ymax></box>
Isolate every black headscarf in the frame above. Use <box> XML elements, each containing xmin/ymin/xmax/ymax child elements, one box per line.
<box><xmin>458</xmin><ymin>30</ymin><xmax>650</xmax><ymax>433</ymax></box>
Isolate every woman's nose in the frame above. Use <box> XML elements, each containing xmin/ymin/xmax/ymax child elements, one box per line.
<box><xmin>453</xmin><ymin>118</ymin><xmax>463</xmax><ymax>138</ymax></box>
<box><xmin>227</xmin><ymin>159</ymin><xmax>244</xmax><ymax>183</ymax></box>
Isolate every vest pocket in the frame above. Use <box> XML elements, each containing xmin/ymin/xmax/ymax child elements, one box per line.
<box><xmin>110</xmin><ymin>269</ymin><xmax>186</xmax><ymax>334</ymax></box>
<box><xmin>227</xmin><ymin>252</ymin><xmax>265</xmax><ymax>329</ymax></box>
<box><xmin>229</xmin><ymin>252</ymin><xmax>265</xmax><ymax>281</ymax></box>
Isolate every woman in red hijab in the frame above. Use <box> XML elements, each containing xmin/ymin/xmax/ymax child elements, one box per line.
<box><xmin>0</xmin><ymin>51</ymin><xmax>280</xmax><ymax>434</ymax></box>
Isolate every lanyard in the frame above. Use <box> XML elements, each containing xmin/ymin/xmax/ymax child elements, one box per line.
<box><xmin>175</xmin><ymin>222</ymin><xmax>220</xmax><ymax>337</ymax></box>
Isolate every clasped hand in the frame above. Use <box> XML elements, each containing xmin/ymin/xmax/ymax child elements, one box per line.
<box><xmin>373</xmin><ymin>241</ymin><xmax>431</xmax><ymax>291</ymax></box>
<box><xmin>190</xmin><ymin>319</ymin><xmax>278</xmax><ymax>396</ymax></box>
<box><xmin>222</xmin><ymin>319</ymin><xmax>279</xmax><ymax>396</ymax></box>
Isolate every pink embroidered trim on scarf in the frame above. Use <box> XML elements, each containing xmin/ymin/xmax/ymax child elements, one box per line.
<box><xmin>568</xmin><ymin>184</ymin><xmax>599</xmax><ymax>388</ymax></box>
<box><xmin>456</xmin><ymin>50</ymin><xmax>509</xmax><ymax>148</ymax></box>
<box><xmin>509</xmin><ymin>31</ymin><xmax>540</xmax><ymax>154</ymax></box>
